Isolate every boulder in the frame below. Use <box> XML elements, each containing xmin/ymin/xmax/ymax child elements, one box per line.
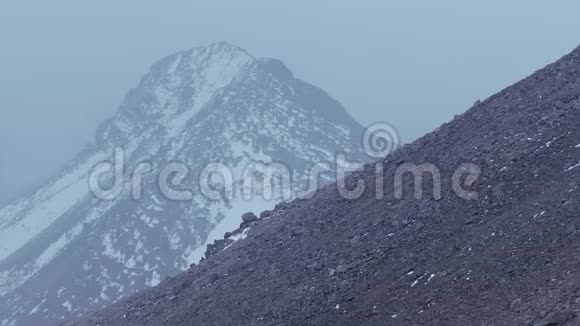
<box><xmin>242</xmin><ymin>212</ymin><xmax>259</xmax><ymax>223</ymax></box>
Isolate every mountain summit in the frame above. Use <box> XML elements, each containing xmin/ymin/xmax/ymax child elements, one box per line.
<box><xmin>0</xmin><ymin>43</ymin><xmax>367</xmax><ymax>325</ymax></box>
<box><xmin>71</xmin><ymin>46</ymin><xmax>580</xmax><ymax>325</ymax></box>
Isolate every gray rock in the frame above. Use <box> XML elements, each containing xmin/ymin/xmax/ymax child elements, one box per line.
<box><xmin>535</xmin><ymin>310</ymin><xmax>577</xmax><ymax>326</ymax></box>
<box><xmin>260</xmin><ymin>210</ymin><xmax>272</xmax><ymax>219</ymax></box>
<box><xmin>242</xmin><ymin>212</ymin><xmax>259</xmax><ymax>224</ymax></box>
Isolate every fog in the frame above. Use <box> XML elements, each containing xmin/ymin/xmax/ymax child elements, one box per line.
<box><xmin>1</xmin><ymin>0</ymin><xmax>579</xmax><ymax>203</ymax></box>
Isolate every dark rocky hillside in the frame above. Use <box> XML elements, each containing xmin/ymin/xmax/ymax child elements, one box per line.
<box><xmin>70</xmin><ymin>45</ymin><xmax>580</xmax><ymax>325</ymax></box>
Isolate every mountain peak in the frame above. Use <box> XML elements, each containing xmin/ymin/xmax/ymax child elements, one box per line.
<box><xmin>97</xmin><ymin>42</ymin><xmax>258</xmax><ymax>147</ymax></box>
<box><xmin>204</xmin><ymin>41</ymin><xmax>251</xmax><ymax>55</ymax></box>
<box><xmin>183</xmin><ymin>42</ymin><xmax>255</xmax><ymax>65</ymax></box>
<box><xmin>0</xmin><ymin>43</ymin><xmax>367</xmax><ymax>325</ymax></box>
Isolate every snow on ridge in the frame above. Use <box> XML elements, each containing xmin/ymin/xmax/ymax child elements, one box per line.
<box><xmin>164</xmin><ymin>48</ymin><xmax>254</xmax><ymax>139</ymax></box>
<box><xmin>0</xmin><ymin>201</ymin><xmax>115</xmax><ymax>296</ymax></box>
<box><xmin>103</xmin><ymin>42</ymin><xmax>255</xmax><ymax>145</ymax></box>
<box><xmin>0</xmin><ymin>151</ymin><xmax>108</xmax><ymax>263</ymax></box>
<box><xmin>167</xmin><ymin>54</ymin><xmax>183</xmax><ymax>75</ymax></box>
<box><xmin>0</xmin><ymin>266</ymin><xmax>18</xmax><ymax>296</ymax></box>
<box><xmin>0</xmin><ymin>201</ymin><xmax>28</xmax><ymax>228</ymax></box>
<box><xmin>0</xmin><ymin>151</ymin><xmax>107</xmax><ymax>226</ymax></box>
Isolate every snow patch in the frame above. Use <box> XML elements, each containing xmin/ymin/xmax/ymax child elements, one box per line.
<box><xmin>566</xmin><ymin>161</ymin><xmax>580</xmax><ymax>172</ymax></box>
<box><xmin>102</xmin><ymin>233</ymin><xmax>137</xmax><ymax>269</ymax></box>
<box><xmin>411</xmin><ymin>278</ymin><xmax>421</xmax><ymax>287</ymax></box>
<box><xmin>147</xmin><ymin>271</ymin><xmax>161</xmax><ymax>287</ymax></box>
<box><xmin>28</xmin><ymin>297</ymin><xmax>47</xmax><ymax>316</ymax></box>
<box><xmin>224</xmin><ymin>228</ymin><xmax>251</xmax><ymax>251</ymax></box>
<box><xmin>427</xmin><ymin>273</ymin><xmax>436</xmax><ymax>283</ymax></box>
<box><xmin>62</xmin><ymin>301</ymin><xmax>73</xmax><ymax>312</ymax></box>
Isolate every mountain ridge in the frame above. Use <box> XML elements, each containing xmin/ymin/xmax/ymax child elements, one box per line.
<box><xmin>0</xmin><ymin>43</ymin><xmax>368</xmax><ymax>326</ymax></box>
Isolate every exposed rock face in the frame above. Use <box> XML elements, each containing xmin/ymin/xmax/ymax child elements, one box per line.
<box><xmin>68</xmin><ymin>45</ymin><xmax>580</xmax><ymax>326</ymax></box>
<box><xmin>0</xmin><ymin>42</ymin><xmax>367</xmax><ymax>326</ymax></box>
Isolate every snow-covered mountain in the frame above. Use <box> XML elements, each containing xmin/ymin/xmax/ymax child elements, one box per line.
<box><xmin>0</xmin><ymin>42</ymin><xmax>367</xmax><ymax>326</ymax></box>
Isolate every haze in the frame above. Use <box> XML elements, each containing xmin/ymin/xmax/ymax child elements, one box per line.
<box><xmin>1</xmin><ymin>0</ymin><xmax>579</xmax><ymax>204</ymax></box>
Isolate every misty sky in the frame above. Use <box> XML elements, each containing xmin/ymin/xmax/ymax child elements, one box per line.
<box><xmin>1</xmin><ymin>0</ymin><xmax>580</xmax><ymax>203</ymax></box>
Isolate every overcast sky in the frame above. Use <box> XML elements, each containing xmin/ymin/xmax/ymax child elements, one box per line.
<box><xmin>1</xmin><ymin>0</ymin><xmax>580</xmax><ymax>203</ymax></box>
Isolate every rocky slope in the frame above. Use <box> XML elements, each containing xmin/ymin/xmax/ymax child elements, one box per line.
<box><xmin>0</xmin><ymin>42</ymin><xmax>367</xmax><ymax>326</ymax></box>
<box><xmin>70</xmin><ymin>45</ymin><xmax>580</xmax><ymax>326</ymax></box>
